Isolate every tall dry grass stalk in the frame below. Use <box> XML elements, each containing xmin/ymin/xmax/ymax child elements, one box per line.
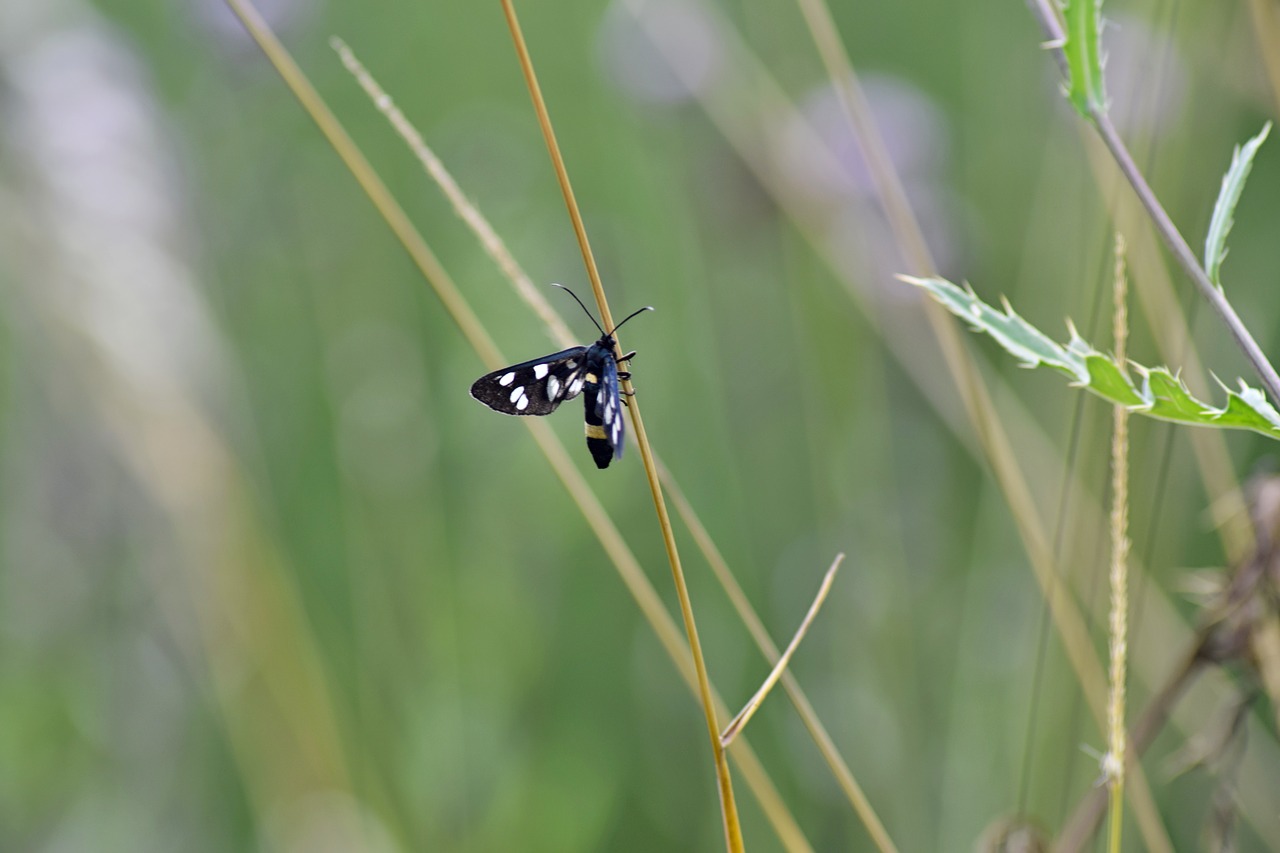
<box><xmin>1105</xmin><ymin>235</ymin><xmax>1131</xmax><ymax>853</ymax></box>
<box><xmin>784</xmin><ymin>0</ymin><xmax>1175</xmax><ymax>844</ymax></box>
<box><xmin>497</xmin><ymin>2</ymin><xmax>742</xmax><ymax>846</ymax></box>
<box><xmin>328</xmin><ymin>35</ymin><xmax>897</xmax><ymax>851</ymax></box>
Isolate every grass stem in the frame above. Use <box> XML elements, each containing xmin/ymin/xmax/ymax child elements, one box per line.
<box><xmin>1105</xmin><ymin>235</ymin><xmax>1131</xmax><ymax>853</ymax></box>
<box><xmin>499</xmin><ymin>2</ymin><xmax>744</xmax><ymax>849</ymax></box>
<box><xmin>720</xmin><ymin>554</ymin><xmax>842</xmax><ymax>747</ymax></box>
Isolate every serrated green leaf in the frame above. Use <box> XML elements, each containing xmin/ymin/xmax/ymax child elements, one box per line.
<box><xmin>1063</xmin><ymin>0</ymin><xmax>1105</xmax><ymax>116</ymax></box>
<box><xmin>1205</xmin><ymin>122</ymin><xmax>1271</xmax><ymax>287</ymax></box>
<box><xmin>1232</xmin><ymin>382</ymin><xmax>1280</xmax><ymax>427</ymax></box>
<box><xmin>1141</xmin><ymin>368</ymin><xmax>1210</xmax><ymax>423</ymax></box>
<box><xmin>901</xmin><ymin>276</ymin><xmax>1087</xmax><ymax>381</ymax></box>
<box><xmin>1212</xmin><ymin>380</ymin><xmax>1280</xmax><ymax>433</ymax></box>
<box><xmin>1082</xmin><ymin>354</ymin><xmax>1144</xmax><ymax>406</ymax></box>
<box><xmin>904</xmin><ymin>275</ymin><xmax>1280</xmax><ymax>440</ymax></box>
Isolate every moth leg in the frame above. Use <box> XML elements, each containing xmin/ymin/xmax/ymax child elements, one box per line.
<box><xmin>618</xmin><ymin>349</ymin><xmax>638</xmax><ymax>405</ymax></box>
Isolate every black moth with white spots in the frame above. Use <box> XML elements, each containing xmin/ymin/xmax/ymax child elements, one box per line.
<box><xmin>469</xmin><ymin>286</ymin><xmax>652</xmax><ymax>469</ymax></box>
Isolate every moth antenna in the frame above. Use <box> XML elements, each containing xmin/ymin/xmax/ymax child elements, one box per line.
<box><xmin>609</xmin><ymin>305</ymin><xmax>654</xmax><ymax>335</ymax></box>
<box><xmin>550</xmin><ymin>283</ymin><xmax>606</xmax><ymax>337</ymax></box>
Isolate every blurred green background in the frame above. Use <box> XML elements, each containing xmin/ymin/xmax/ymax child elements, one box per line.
<box><xmin>3</xmin><ymin>0</ymin><xmax>1279</xmax><ymax>849</ymax></box>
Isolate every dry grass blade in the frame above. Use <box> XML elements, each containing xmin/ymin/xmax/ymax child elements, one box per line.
<box><xmin>330</xmin><ymin>37</ymin><xmax>578</xmax><ymax>350</ymax></box>
<box><xmin>764</xmin><ymin>2</ymin><xmax>1181</xmax><ymax>846</ymax></box>
<box><xmin>721</xmin><ymin>554</ymin><xmax>843</xmax><ymax>747</ymax></box>
<box><xmin>1063</xmin><ymin>113</ymin><xmax>1280</xmax><ymax>847</ymax></box>
<box><xmin>1057</xmin><ymin>479</ymin><xmax>1280</xmax><ymax>849</ymax></box>
<box><xmin>15</xmin><ymin>36</ymin><xmax>357</xmax><ymax>825</ymax></box>
<box><xmin>791</xmin><ymin>0</ymin><xmax>933</xmax><ymax>274</ymax></box>
<box><xmin>619</xmin><ymin>44</ymin><xmax>1246</xmax><ymax>848</ymax></box>
<box><xmin>1104</xmin><ymin>235</ymin><xmax>1131</xmax><ymax>853</ymax></box>
<box><xmin>65</xmin><ymin>380</ymin><xmax>357</xmax><ymax>836</ymax></box>
<box><xmin>514</xmin><ymin>419</ymin><xmax>814</xmax><ymax>853</ymax></box>
<box><xmin>1058</xmin><ymin>112</ymin><xmax>1280</xmax><ymax>849</ymax></box>
<box><xmin>498</xmin><ymin>2</ymin><xmax>743</xmax><ymax>849</ymax></box>
<box><xmin>622</xmin><ymin>8</ymin><xmax>1116</xmax><ymax>772</ymax></box>
<box><xmin>776</xmin><ymin>2</ymin><xmax>1171</xmax><ymax>840</ymax></box>
<box><xmin>222</xmin><ymin>1</ymin><xmax>503</xmax><ymax>371</ymax></box>
<box><xmin>225</xmin><ymin>0</ymin><xmax>808</xmax><ymax>847</ymax></box>
<box><xmin>1058</xmin><ymin>469</ymin><xmax>1280</xmax><ymax>850</ymax></box>
<box><xmin>328</xmin><ymin>39</ymin><xmax>898</xmax><ymax>851</ymax></box>
<box><xmin>711</xmin><ymin>0</ymin><xmax>1269</xmax><ymax>845</ymax></box>
<box><xmin>660</xmin><ymin>472</ymin><xmax>900</xmax><ymax>853</ymax></box>
<box><xmin>329</xmin><ymin>37</ymin><xmax>576</xmax><ymax>348</ymax></box>
<box><xmin>1097</xmin><ymin>159</ymin><xmax>1252</xmax><ymax>558</ymax></box>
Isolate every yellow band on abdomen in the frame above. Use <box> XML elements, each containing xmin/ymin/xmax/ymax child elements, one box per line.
<box><xmin>585</xmin><ymin>423</ymin><xmax>607</xmax><ymax>440</ymax></box>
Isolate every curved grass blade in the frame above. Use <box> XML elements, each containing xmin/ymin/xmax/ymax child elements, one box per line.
<box><xmin>226</xmin><ymin>4</ymin><xmax>811</xmax><ymax>848</ymax></box>
<box><xmin>903</xmin><ymin>276</ymin><xmax>1280</xmax><ymax>440</ymax></box>
<box><xmin>1205</xmin><ymin>122</ymin><xmax>1272</xmax><ymax>287</ymax></box>
<box><xmin>720</xmin><ymin>554</ymin><xmax>843</xmax><ymax>747</ymax></box>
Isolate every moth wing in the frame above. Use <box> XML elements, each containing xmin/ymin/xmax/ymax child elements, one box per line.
<box><xmin>599</xmin><ymin>354</ymin><xmax>625</xmax><ymax>460</ymax></box>
<box><xmin>470</xmin><ymin>347</ymin><xmax>589</xmax><ymax>416</ymax></box>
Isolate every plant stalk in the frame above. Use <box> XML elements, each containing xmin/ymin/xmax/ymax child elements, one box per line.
<box><xmin>1024</xmin><ymin>0</ymin><xmax>1280</xmax><ymax>406</ymax></box>
<box><xmin>499</xmin><ymin>2</ymin><xmax>744</xmax><ymax>849</ymax></box>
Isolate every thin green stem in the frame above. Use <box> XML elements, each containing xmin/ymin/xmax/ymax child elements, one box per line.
<box><xmin>1025</xmin><ymin>0</ymin><xmax>1280</xmax><ymax>405</ymax></box>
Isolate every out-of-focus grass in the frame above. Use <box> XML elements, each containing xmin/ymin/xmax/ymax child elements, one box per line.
<box><xmin>2</xmin><ymin>0</ymin><xmax>1278</xmax><ymax>850</ymax></box>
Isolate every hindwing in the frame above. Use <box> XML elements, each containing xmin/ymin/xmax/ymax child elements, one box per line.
<box><xmin>583</xmin><ymin>343</ymin><xmax>625</xmax><ymax>468</ymax></box>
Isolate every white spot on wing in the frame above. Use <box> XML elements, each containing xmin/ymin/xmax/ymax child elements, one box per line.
<box><xmin>533</xmin><ymin>364</ymin><xmax>549</xmax><ymax>379</ymax></box>
<box><xmin>499</xmin><ymin>371</ymin><xmax>516</xmax><ymax>386</ymax></box>
<box><xmin>566</xmin><ymin>359</ymin><xmax>577</xmax><ymax>369</ymax></box>
<box><xmin>569</xmin><ymin>378</ymin><xmax>584</xmax><ymax>395</ymax></box>
<box><xmin>604</xmin><ymin>402</ymin><xmax>613</xmax><ymax>424</ymax></box>
<box><xmin>610</xmin><ymin>399</ymin><xmax>623</xmax><ymax>447</ymax></box>
<box><xmin>516</xmin><ymin>394</ymin><xmax>529</xmax><ymax>411</ymax></box>
<box><xmin>509</xmin><ymin>385</ymin><xmax>524</xmax><ymax>403</ymax></box>
<box><xmin>547</xmin><ymin>376</ymin><xmax>561</xmax><ymax>398</ymax></box>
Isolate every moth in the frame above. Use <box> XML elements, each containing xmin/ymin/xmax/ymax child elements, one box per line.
<box><xmin>470</xmin><ymin>285</ymin><xmax>652</xmax><ymax>469</ymax></box>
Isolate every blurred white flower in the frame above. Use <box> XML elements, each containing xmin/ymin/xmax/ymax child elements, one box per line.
<box><xmin>775</xmin><ymin>74</ymin><xmax>964</xmax><ymax>290</ymax></box>
<box><xmin>777</xmin><ymin>74</ymin><xmax>947</xmax><ymax>207</ymax></box>
<box><xmin>597</xmin><ymin>0</ymin><xmax>723</xmax><ymax>104</ymax></box>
